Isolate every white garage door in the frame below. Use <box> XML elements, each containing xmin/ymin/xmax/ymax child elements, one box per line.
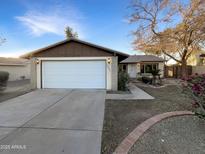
<box><xmin>42</xmin><ymin>60</ymin><xmax>106</xmax><ymax>89</ymax></box>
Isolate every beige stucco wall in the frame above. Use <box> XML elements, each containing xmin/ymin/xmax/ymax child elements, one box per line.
<box><xmin>111</xmin><ymin>56</ymin><xmax>118</xmax><ymax>91</ymax></box>
<box><xmin>192</xmin><ymin>66</ymin><xmax>205</xmax><ymax>75</ymax></box>
<box><xmin>0</xmin><ymin>64</ymin><xmax>30</xmax><ymax>81</ymax></box>
<box><xmin>158</xmin><ymin>62</ymin><xmax>164</xmax><ymax>77</ymax></box>
<box><xmin>30</xmin><ymin>58</ymin><xmax>37</xmax><ymax>89</ymax></box>
<box><xmin>136</xmin><ymin>63</ymin><xmax>141</xmax><ymax>74</ymax></box>
<box><xmin>187</xmin><ymin>51</ymin><xmax>205</xmax><ymax>66</ymax></box>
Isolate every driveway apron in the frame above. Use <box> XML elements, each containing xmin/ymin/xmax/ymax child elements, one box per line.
<box><xmin>0</xmin><ymin>89</ymin><xmax>106</xmax><ymax>154</ymax></box>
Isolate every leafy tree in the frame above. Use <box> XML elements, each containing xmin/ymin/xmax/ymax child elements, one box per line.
<box><xmin>65</xmin><ymin>26</ymin><xmax>78</xmax><ymax>39</ymax></box>
<box><xmin>130</xmin><ymin>0</ymin><xmax>205</xmax><ymax>77</ymax></box>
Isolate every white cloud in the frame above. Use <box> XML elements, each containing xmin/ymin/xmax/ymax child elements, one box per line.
<box><xmin>16</xmin><ymin>5</ymin><xmax>84</xmax><ymax>37</ymax></box>
<box><xmin>0</xmin><ymin>49</ymin><xmax>30</xmax><ymax>57</ymax></box>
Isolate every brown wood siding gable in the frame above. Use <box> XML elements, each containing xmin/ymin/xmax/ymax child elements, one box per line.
<box><xmin>34</xmin><ymin>41</ymin><xmax>113</xmax><ymax>57</ymax></box>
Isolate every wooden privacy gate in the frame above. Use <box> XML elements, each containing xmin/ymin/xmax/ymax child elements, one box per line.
<box><xmin>164</xmin><ymin>65</ymin><xmax>192</xmax><ymax>78</ymax></box>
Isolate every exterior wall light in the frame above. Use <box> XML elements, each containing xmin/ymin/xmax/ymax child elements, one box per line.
<box><xmin>107</xmin><ymin>57</ymin><xmax>112</xmax><ymax>64</ymax></box>
<box><xmin>36</xmin><ymin>59</ymin><xmax>40</xmax><ymax>64</ymax></box>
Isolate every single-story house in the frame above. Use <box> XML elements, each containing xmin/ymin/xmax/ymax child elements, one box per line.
<box><xmin>120</xmin><ymin>55</ymin><xmax>165</xmax><ymax>78</ymax></box>
<box><xmin>21</xmin><ymin>38</ymin><xmax>128</xmax><ymax>90</ymax></box>
<box><xmin>0</xmin><ymin>57</ymin><xmax>30</xmax><ymax>81</ymax></box>
<box><xmin>187</xmin><ymin>50</ymin><xmax>205</xmax><ymax>66</ymax></box>
<box><xmin>184</xmin><ymin>49</ymin><xmax>205</xmax><ymax>75</ymax></box>
<box><xmin>189</xmin><ymin>52</ymin><xmax>205</xmax><ymax>75</ymax></box>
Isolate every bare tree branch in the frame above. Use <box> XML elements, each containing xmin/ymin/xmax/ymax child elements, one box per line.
<box><xmin>162</xmin><ymin>50</ymin><xmax>181</xmax><ymax>63</ymax></box>
<box><xmin>130</xmin><ymin>0</ymin><xmax>205</xmax><ymax>77</ymax></box>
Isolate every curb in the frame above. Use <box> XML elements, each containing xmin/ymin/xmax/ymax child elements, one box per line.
<box><xmin>113</xmin><ymin>111</ymin><xmax>194</xmax><ymax>154</ymax></box>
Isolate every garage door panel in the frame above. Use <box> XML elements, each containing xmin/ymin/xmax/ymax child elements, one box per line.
<box><xmin>42</xmin><ymin>61</ymin><xmax>106</xmax><ymax>89</ymax></box>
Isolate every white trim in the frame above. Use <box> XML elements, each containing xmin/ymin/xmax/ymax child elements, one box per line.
<box><xmin>36</xmin><ymin>57</ymin><xmax>112</xmax><ymax>90</ymax></box>
<box><xmin>37</xmin><ymin>57</ymin><xmax>108</xmax><ymax>60</ymax></box>
<box><xmin>37</xmin><ymin>63</ymin><xmax>41</xmax><ymax>88</ymax></box>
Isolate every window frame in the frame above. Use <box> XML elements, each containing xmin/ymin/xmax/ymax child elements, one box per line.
<box><xmin>140</xmin><ymin>63</ymin><xmax>159</xmax><ymax>73</ymax></box>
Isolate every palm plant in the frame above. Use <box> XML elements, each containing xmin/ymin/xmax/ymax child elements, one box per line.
<box><xmin>150</xmin><ymin>69</ymin><xmax>161</xmax><ymax>85</ymax></box>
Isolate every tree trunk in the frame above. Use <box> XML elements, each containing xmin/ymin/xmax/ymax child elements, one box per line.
<box><xmin>181</xmin><ymin>60</ymin><xmax>188</xmax><ymax>78</ymax></box>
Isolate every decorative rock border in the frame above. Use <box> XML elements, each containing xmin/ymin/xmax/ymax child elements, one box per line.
<box><xmin>113</xmin><ymin>111</ymin><xmax>194</xmax><ymax>154</ymax></box>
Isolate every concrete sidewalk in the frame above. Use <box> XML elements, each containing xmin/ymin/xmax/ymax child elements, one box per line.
<box><xmin>0</xmin><ymin>89</ymin><xmax>106</xmax><ymax>154</ymax></box>
<box><xmin>106</xmin><ymin>84</ymin><xmax>154</xmax><ymax>100</ymax></box>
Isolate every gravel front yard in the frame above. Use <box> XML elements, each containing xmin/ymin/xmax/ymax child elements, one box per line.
<box><xmin>129</xmin><ymin>115</ymin><xmax>205</xmax><ymax>154</ymax></box>
<box><xmin>101</xmin><ymin>85</ymin><xmax>193</xmax><ymax>154</ymax></box>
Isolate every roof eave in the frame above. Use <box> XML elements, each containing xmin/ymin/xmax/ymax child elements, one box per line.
<box><xmin>121</xmin><ymin>60</ymin><xmax>165</xmax><ymax>64</ymax></box>
<box><xmin>0</xmin><ymin>64</ymin><xmax>27</xmax><ymax>66</ymax></box>
<box><xmin>21</xmin><ymin>38</ymin><xmax>129</xmax><ymax>59</ymax></box>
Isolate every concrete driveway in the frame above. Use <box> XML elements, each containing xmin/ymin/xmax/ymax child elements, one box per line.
<box><xmin>0</xmin><ymin>89</ymin><xmax>106</xmax><ymax>154</ymax></box>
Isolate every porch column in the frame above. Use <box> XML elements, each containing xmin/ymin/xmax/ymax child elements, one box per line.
<box><xmin>30</xmin><ymin>58</ymin><xmax>37</xmax><ymax>89</ymax></box>
<box><xmin>136</xmin><ymin>63</ymin><xmax>141</xmax><ymax>76</ymax></box>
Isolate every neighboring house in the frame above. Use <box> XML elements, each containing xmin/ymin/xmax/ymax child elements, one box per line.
<box><xmin>0</xmin><ymin>57</ymin><xmax>30</xmax><ymax>81</ymax></box>
<box><xmin>120</xmin><ymin>55</ymin><xmax>165</xmax><ymax>78</ymax></box>
<box><xmin>191</xmin><ymin>53</ymin><xmax>205</xmax><ymax>75</ymax></box>
<box><xmin>186</xmin><ymin>50</ymin><xmax>205</xmax><ymax>75</ymax></box>
<box><xmin>187</xmin><ymin>50</ymin><xmax>205</xmax><ymax>66</ymax></box>
<box><xmin>198</xmin><ymin>54</ymin><xmax>205</xmax><ymax>65</ymax></box>
<box><xmin>21</xmin><ymin>39</ymin><xmax>128</xmax><ymax>90</ymax></box>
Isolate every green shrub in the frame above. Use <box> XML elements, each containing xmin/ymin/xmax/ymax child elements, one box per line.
<box><xmin>137</xmin><ymin>77</ymin><xmax>142</xmax><ymax>81</ymax></box>
<box><xmin>0</xmin><ymin>71</ymin><xmax>9</xmax><ymax>89</ymax></box>
<box><xmin>118</xmin><ymin>71</ymin><xmax>129</xmax><ymax>91</ymax></box>
<box><xmin>142</xmin><ymin>76</ymin><xmax>152</xmax><ymax>84</ymax></box>
<box><xmin>150</xmin><ymin>69</ymin><xmax>161</xmax><ymax>77</ymax></box>
<box><xmin>150</xmin><ymin>69</ymin><xmax>162</xmax><ymax>85</ymax></box>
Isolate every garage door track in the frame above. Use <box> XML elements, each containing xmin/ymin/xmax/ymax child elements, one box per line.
<box><xmin>0</xmin><ymin>89</ymin><xmax>106</xmax><ymax>154</ymax></box>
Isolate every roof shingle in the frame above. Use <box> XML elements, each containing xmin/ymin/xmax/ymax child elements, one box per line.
<box><xmin>21</xmin><ymin>38</ymin><xmax>129</xmax><ymax>58</ymax></box>
<box><xmin>121</xmin><ymin>55</ymin><xmax>165</xmax><ymax>63</ymax></box>
<box><xmin>0</xmin><ymin>57</ymin><xmax>29</xmax><ymax>66</ymax></box>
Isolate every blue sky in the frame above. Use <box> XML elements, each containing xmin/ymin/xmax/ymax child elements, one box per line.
<box><xmin>0</xmin><ymin>0</ymin><xmax>139</xmax><ymax>57</ymax></box>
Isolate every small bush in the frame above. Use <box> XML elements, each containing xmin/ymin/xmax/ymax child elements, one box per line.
<box><xmin>182</xmin><ymin>74</ymin><xmax>205</xmax><ymax>118</ymax></box>
<box><xmin>142</xmin><ymin>76</ymin><xmax>152</xmax><ymax>84</ymax></box>
<box><xmin>150</xmin><ymin>69</ymin><xmax>161</xmax><ymax>77</ymax></box>
<box><xmin>137</xmin><ymin>77</ymin><xmax>142</xmax><ymax>81</ymax></box>
<box><xmin>118</xmin><ymin>71</ymin><xmax>129</xmax><ymax>91</ymax></box>
<box><xmin>150</xmin><ymin>69</ymin><xmax>162</xmax><ymax>85</ymax></box>
<box><xmin>0</xmin><ymin>71</ymin><xmax>9</xmax><ymax>90</ymax></box>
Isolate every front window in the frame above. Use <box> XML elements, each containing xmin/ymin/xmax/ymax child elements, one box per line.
<box><xmin>199</xmin><ymin>58</ymin><xmax>205</xmax><ymax>65</ymax></box>
<box><xmin>123</xmin><ymin>65</ymin><xmax>127</xmax><ymax>71</ymax></box>
<box><xmin>119</xmin><ymin>64</ymin><xmax>127</xmax><ymax>72</ymax></box>
<box><xmin>141</xmin><ymin>63</ymin><xmax>158</xmax><ymax>73</ymax></box>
